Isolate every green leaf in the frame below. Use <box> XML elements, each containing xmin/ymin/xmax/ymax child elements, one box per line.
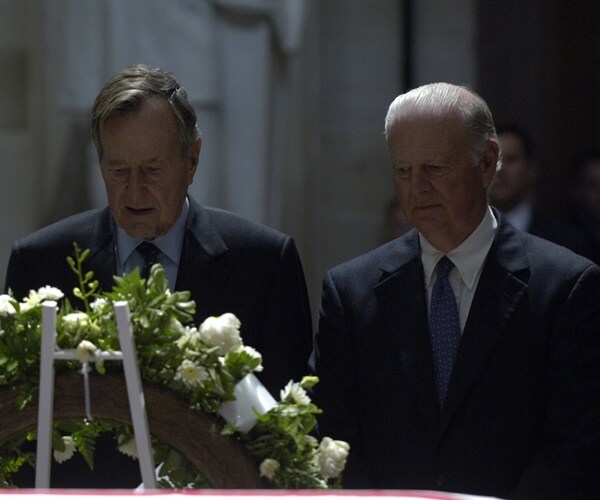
<box><xmin>52</xmin><ymin>429</ymin><xmax>66</xmax><ymax>452</ymax></box>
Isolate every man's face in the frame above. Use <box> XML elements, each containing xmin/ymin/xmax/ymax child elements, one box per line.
<box><xmin>389</xmin><ymin>110</ymin><xmax>496</xmax><ymax>252</ymax></box>
<box><xmin>99</xmin><ymin>96</ymin><xmax>200</xmax><ymax>239</ymax></box>
<box><xmin>488</xmin><ymin>132</ymin><xmax>535</xmax><ymax>212</ymax></box>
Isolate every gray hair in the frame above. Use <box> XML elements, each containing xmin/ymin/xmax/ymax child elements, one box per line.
<box><xmin>384</xmin><ymin>82</ymin><xmax>498</xmax><ymax>169</ymax></box>
<box><xmin>91</xmin><ymin>64</ymin><xmax>200</xmax><ymax>160</ymax></box>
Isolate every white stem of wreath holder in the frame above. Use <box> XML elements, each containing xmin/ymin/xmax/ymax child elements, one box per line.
<box><xmin>36</xmin><ymin>300</ymin><xmax>157</xmax><ymax>489</ymax></box>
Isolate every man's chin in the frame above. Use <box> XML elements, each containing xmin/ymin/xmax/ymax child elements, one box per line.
<box><xmin>412</xmin><ymin>217</ymin><xmax>448</xmax><ymax>238</ymax></box>
<box><xmin>121</xmin><ymin>223</ymin><xmax>159</xmax><ymax>240</ymax></box>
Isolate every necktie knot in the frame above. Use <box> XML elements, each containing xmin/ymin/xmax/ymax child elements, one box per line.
<box><xmin>436</xmin><ymin>256</ymin><xmax>454</xmax><ymax>279</ymax></box>
<box><xmin>137</xmin><ymin>242</ymin><xmax>161</xmax><ymax>279</ymax></box>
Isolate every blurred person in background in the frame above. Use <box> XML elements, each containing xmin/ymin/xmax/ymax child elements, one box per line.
<box><xmin>567</xmin><ymin>147</ymin><xmax>600</xmax><ymax>264</ymax></box>
<box><xmin>488</xmin><ymin>124</ymin><xmax>536</xmax><ymax>229</ymax></box>
<box><xmin>489</xmin><ymin>124</ymin><xmax>590</xmax><ymax>254</ymax></box>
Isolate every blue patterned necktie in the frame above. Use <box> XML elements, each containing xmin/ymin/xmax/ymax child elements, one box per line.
<box><xmin>429</xmin><ymin>256</ymin><xmax>461</xmax><ymax>406</ymax></box>
<box><xmin>137</xmin><ymin>242</ymin><xmax>161</xmax><ymax>280</ymax></box>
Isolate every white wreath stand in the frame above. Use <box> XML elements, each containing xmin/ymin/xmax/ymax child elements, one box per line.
<box><xmin>35</xmin><ymin>300</ymin><xmax>157</xmax><ymax>489</ymax></box>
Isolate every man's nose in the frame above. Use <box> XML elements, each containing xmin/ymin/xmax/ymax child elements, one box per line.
<box><xmin>411</xmin><ymin>167</ymin><xmax>432</xmax><ymax>192</ymax></box>
<box><xmin>125</xmin><ymin>169</ymin><xmax>147</xmax><ymax>196</ymax></box>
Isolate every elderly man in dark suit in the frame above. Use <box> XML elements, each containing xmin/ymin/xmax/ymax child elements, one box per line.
<box><xmin>311</xmin><ymin>83</ymin><xmax>600</xmax><ymax>499</ymax></box>
<box><xmin>5</xmin><ymin>64</ymin><xmax>313</xmax><ymax>488</ymax></box>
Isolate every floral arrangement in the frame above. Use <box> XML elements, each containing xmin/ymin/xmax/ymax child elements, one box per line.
<box><xmin>0</xmin><ymin>245</ymin><xmax>349</xmax><ymax>489</ymax></box>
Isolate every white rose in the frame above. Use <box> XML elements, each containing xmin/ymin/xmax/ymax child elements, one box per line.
<box><xmin>280</xmin><ymin>380</ymin><xmax>311</xmax><ymax>405</ymax></box>
<box><xmin>175</xmin><ymin>359</ymin><xmax>209</xmax><ymax>388</ymax></box>
<box><xmin>53</xmin><ymin>436</ymin><xmax>76</xmax><ymax>464</ymax></box>
<box><xmin>259</xmin><ymin>458</ymin><xmax>280</xmax><ymax>479</ymax></box>
<box><xmin>76</xmin><ymin>340</ymin><xmax>98</xmax><ymax>363</ymax></box>
<box><xmin>62</xmin><ymin>311</ymin><xmax>91</xmax><ymax>334</ymax></box>
<box><xmin>37</xmin><ymin>286</ymin><xmax>64</xmax><ymax>302</ymax></box>
<box><xmin>317</xmin><ymin>437</ymin><xmax>350</xmax><ymax>479</ymax></box>
<box><xmin>0</xmin><ymin>294</ymin><xmax>16</xmax><ymax>317</ymax></box>
<box><xmin>199</xmin><ymin>313</ymin><xmax>242</xmax><ymax>355</ymax></box>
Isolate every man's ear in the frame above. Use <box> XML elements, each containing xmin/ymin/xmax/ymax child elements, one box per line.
<box><xmin>187</xmin><ymin>136</ymin><xmax>202</xmax><ymax>180</ymax></box>
<box><xmin>481</xmin><ymin>138</ymin><xmax>500</xmax><ymax>188</ymax></box>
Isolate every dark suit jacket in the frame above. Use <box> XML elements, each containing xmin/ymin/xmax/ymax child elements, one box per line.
<box><xmin>312</xmin><ymin>212</ymin><xmax>600</xmax><ymax>499</ymax></box>
<box><xmin>5</xmin><ymin>197</ymin><xmax>313</xmax><ymax>488</ymax></box>
<box><xmin>527</xmin><ymin>211</ymin><xmax>600</xmax><ymax>265</ymax></box>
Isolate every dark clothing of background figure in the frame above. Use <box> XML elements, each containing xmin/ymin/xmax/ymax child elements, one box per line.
<box><xmin>524</xmin><ymin>211</ymin><xmax>600</xmax><ymax>264</ymax></box>
<box><xmin>566</xmin><ymin>213</ymin><xmax>600</xmax><ymax>265</ymax></box>
<box><xmin>311</xmin><ymin>212</ymin><xmax>600</xmax><ymax>499</ymax></box>
<box><xmin>5</xmin><ymin>196</ymin><xmax>313</xmax><ymax>488</ymax></box>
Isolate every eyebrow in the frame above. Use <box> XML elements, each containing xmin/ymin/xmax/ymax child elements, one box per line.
<box><xmin>103</xmin><ymin>157</ymin><xmax>163</xmax><ymax>167</ymax></box>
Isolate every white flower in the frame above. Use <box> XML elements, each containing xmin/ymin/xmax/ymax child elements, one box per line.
<box><xmin>175</xmin><ymin>359</ymin><xmax>209</xmax><ymax>388</ymax></box>
<box><xmin>317</xmin><ymin>437</ymin><xmax>350</xmax><ymax>479</ymax></box>
<box><xmin>76</xmin><ymin>340</ymin><xmax>98</xmax><ymax>363</ymax></box>
<box><xmin>37</xmin><ymin>286</ymin><xmax>64</xmax><ymax>302</ymax></box>
<box><xmin>90</xmin><ymin>297</ymin><xmax>109</xmax><ymax>313</ymax></box>
<box><xmin>0</xmin><ymin>295</ymin><xmax>16</xmax><ymax>317</ymax></box>
<box><xmin>118</xmin><ymin>435</ymin><xmax>138</xmax><ymax>459</ymax></box>
<box><xmin>259</xmin><ymin>458</ymin><xmax>280</xmax><ymax>479</ymax></box>
<box><xmin>199</xmin><ymin>313</ymin><xmax>242</xmax><ymax>355</ymax></box>
<box><xmin>18</xmin><ymin>299</ymin><xmax>37</xmax><ymax>313</ymax></box>
<box><xmin>241</xmin><ymin>345</ymin><xmax>263</xmax><ymax>372</ymax></box>
<box><xmin>23</xmin><ymin>289</ymin><xmax>42</xmax><ymax>306</ymax></box>
<box><xmin>62</xmin><ymin>311</ymin><xmax>90</xmax><ymax>334</ymax></box>
<box><xmin>280</xmin><ymin>380</ymin><xmax>311</xmax><ymax>405</ymax></box>
<box><xmin>53</xmin><ymin>436</ymin><xmax>76</xmax><ymax>464</ymax></box>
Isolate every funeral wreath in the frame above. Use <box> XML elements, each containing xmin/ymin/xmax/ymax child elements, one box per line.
<box><xmin>0</xmin><ymin>244</ymin><xmax>349</xmax><ymax>488</ymax></box>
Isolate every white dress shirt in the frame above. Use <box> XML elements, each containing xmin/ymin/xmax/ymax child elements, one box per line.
<box><xmin>115</xmin><ymin>198</ymin><xmax>189</xmax><ymax>290</ymax></box>
<box><xmin>420</xmin><ymin>206</ymin><xmax>498</xmax><ymax>333</ymax></box>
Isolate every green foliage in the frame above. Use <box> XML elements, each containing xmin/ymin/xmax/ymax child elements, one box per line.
<box><xmin>0</xmin><ymin>432</ymin><xmax>33</xmax><ymax>488</ymax></box>
<box><xmin>235</xmin><ymin>376</ymin><xmax>325</xmax><ymax>488</ymax></box>
<box><xmin>0</xmin><ymin>243</ymin><xmax>348</xmax><ymax>489</ymax></box>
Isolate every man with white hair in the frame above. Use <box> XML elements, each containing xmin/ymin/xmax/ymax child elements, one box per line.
<box><xmin>311</xmin><ymin>82</ymin><xmax>600</xmax><ymax>498</ymax></box>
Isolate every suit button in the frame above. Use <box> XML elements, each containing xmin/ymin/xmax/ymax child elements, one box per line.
<box><xmin>436</xmin><ymin>474</ymin><xmax>447</xmax><ymax>487</ymax></box>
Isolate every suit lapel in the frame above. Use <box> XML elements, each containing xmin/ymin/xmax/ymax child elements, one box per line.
<box><xmin>439</xmin><ymin>219</ymin><xmax>530</xmax><ymax>433</ymax></box>
<box><xmin>375</xmin><ymin>231</ymin><xmax>440</xmax><ymax>427</ymax></box>
<box><xmin>175</xmin><ymin>200</ymin><xmax>229</xmax><ymax>325</ymax></box>
<box><xmin>80</xmin><ymin>208</ymin><xmax>118</xmax><ymax>292</ymax></box>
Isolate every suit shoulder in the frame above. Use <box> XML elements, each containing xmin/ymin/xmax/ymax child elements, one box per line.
<box><xmin>203</xmin><ymin>206</ymin><xmax>291</xmax><ymax>246</ymax></box>
<box><xmin>11</xmin><ymin>208</ymin><xmax>110</xmax><ymax>251</ymax></box>
<box><xmin>521</xmin><ymin>230</ymin><xmax>597</xmax><ymax>270</ymax></box>
<box><xmin>506</xmin><ymin>231</ymin><xmax>600</xmax><ymax>295</ymax></box>
<box><xmin>328</xmin><ymin>236</ymin><xmax>412</xmax><ymax>283</ymax></box>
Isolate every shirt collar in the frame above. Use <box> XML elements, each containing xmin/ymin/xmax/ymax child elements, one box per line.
<box><xmin>116</xmin><ymin>197</ymin><xmax>189</xmax><ymax>267</ymax></box>
<box><xmin>420</xmin><ymin>206</ymin><xmax>497</xmax><ymax>289</ymax></box>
